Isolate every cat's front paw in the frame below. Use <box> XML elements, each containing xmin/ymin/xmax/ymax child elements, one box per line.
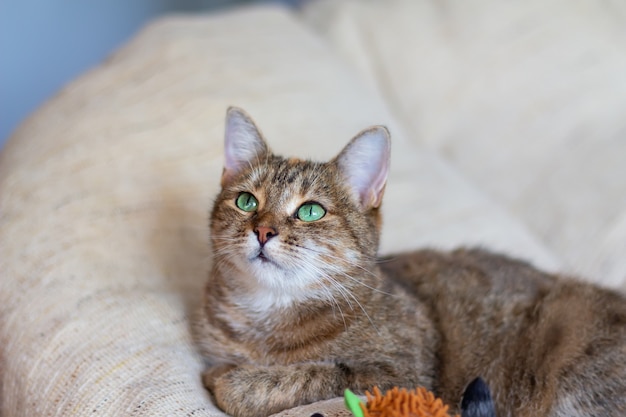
<box><xmin>202</xmin><ymin>364</ymin><xmax>237</xmax><ymax>393</ymax></box>
<box><xmin>210</xmin><ymin>365</ymin><xmax>296</xmax><ymax>417</ymax></box>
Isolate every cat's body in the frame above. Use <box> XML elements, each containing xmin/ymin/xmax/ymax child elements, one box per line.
<box><xmin>382</xmin><ymin>249</ymin><xmax>626</xmax><ymax>417</ymax></box>
<box><xmin>195</xmin><ymin>108</ymin><xmax>626</xmax><ymax>417</ymax></box>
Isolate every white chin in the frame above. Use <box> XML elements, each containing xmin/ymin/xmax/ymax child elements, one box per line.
<box><xmin>247</xmin><ymin>257</ymin><xmax>314</xmax><ymax>296</ymax></box>
<box><xmin>249</xmin><ymin>260</ymin><xmax>287</xmax><ymax>288</ymax></box>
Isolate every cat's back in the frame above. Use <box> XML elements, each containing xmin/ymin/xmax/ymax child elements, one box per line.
<box><xmin>380</xmin><ymin>247</ymin><xmax>626</xmax><ymax>331</ymax></box>
<box><xmin>380</xmin><ymin>248</ymin><xmax>557</xmax><ymax>305</ymax></box>
<box><xmin>381</xmin><ymin>248</ymin><xmax>626</xmax><ymax>417</ymax></box>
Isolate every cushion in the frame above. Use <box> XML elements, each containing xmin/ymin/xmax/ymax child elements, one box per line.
<box><xmin>0</xmin><ymin>4</ymin><xmax>557</xmax><ymax>417</ymax></box>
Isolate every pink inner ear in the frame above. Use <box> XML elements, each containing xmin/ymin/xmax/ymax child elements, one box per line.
<box><xmin>222</xmin><ymin>108</ymin><xmax>268</xmax><ymax>185</ymax></box>
<box><xmin>337</xmin><ymin>126</ymin><xmax>391</xmax><ymax>209</ymax></box>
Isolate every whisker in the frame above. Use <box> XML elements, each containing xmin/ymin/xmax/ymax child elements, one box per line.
<box><xmin>300</xmin><ymin>243</ymin><xmax>380</xmax><ymax>274</ymax></box>
<box><xmin>211</xmin><ymin>236</ymin><xmax>242</xmax><ymax>241</ymax></box>
<box><xmin>290</xmin><ymin>254</ymin><xmax>381</xmax><ymax>335</ymax></box>
<box><xmin>294</xmin><ymin>244</ymin><xmax>394</xmax><ymax>297</ymax></box>
<box><xmin>327</xmin><ymin>274</ymin><xmax>381</xmax><ymax>336</ymax></box>
<box><xmin>319</xmin><ymin>284</ymin><xmax>348</xmax><ymax>331</ymax></box>
<box><xmin>291</xmin><ymin>256</ymin><xmax>355</xmax><ymax>309</ymax></box>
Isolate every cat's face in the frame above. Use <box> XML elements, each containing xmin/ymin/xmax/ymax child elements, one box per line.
<box><xmin>210</xmin><ymin>108</ymin><xmax>390</xmax><ymax>307</ymax></box>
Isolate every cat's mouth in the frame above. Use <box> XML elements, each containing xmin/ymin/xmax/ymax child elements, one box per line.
<box><xmin>253</xmin><ymin>249</ymin><xmax>279</xmax><ymax>267</ymax></box>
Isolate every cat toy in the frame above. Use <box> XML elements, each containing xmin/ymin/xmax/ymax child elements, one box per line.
<box><xmin>344</xmin><ymin>386</ymin><xmax>460</xmax><ymax>417</ymax></box>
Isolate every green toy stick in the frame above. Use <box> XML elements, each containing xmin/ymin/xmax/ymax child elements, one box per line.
<box><xmin>344</xmin><ymin>389</ymin><xmax>365</xmax><ymax>417</ymax></box>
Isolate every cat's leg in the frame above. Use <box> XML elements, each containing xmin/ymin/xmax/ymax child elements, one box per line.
<box><xmin>202</xmin><ymin>364</ymin><xmax>237</xmax><ymax>392</ymax></box>
<box><xmin>207</xmin><ymin>361</ymin><xmax>423</xmax><ymax>417</ymax></box>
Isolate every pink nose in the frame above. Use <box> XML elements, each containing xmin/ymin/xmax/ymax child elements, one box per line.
<box><xmin>254</xmin><ymin>226</ymin><xmax>277</xmax><ymax>246</ymax></box>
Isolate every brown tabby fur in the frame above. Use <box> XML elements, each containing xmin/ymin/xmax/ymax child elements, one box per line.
<box><xmin>195</xmin><ymin>108</ymin><xmax>626</xmax><ymax>417</ymax></box>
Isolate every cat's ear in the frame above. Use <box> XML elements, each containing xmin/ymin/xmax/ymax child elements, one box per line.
<box><xmin>334</xmin><ymin>126</ymin><xmax>391</xmax><ymax>209</ymax></box>
<box><xmin>222</xmin><ymin>107</ymin><xmax>269</xmax><ymax>186</ymax></box>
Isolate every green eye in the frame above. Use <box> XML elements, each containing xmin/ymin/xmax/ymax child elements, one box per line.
<box><xmin>236</xmin><ymin>192</ymin><xmax>258</xmax><ymax>212</ymax></box>
<box><xmin>297</xmin><ymin>202</ymin><xmax>326</xmax><ymax>222</ymax></box>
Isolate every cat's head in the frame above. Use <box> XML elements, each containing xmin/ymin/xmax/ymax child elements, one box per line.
<box><xmin>210</xmin><ymin>107</ymin><xmax>390</xmax><ymax>306</ymax></box>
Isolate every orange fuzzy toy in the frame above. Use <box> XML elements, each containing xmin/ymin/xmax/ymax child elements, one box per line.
<box><xmin>345</xmin><ymin>386</ymin><xmax>460</xmax><ymax>417</ymax></box>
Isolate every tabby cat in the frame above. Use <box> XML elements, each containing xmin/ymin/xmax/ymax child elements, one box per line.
<box><xmin>195</xmin><ymin>107</ymin><xmax>626</xmax><ymax>417</ymax></box>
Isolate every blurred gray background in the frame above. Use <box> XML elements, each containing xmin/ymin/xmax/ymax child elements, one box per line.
<box><xmin>0</xmin><ymin>0</ymin><xmax>301</xmax><ymax>149</ymax></box>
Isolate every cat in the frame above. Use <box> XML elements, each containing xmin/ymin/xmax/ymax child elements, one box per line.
<box><xmin>194</xmin><ymin>107</ymin><xmax>626</xmax><ymax>417</ymax></box>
